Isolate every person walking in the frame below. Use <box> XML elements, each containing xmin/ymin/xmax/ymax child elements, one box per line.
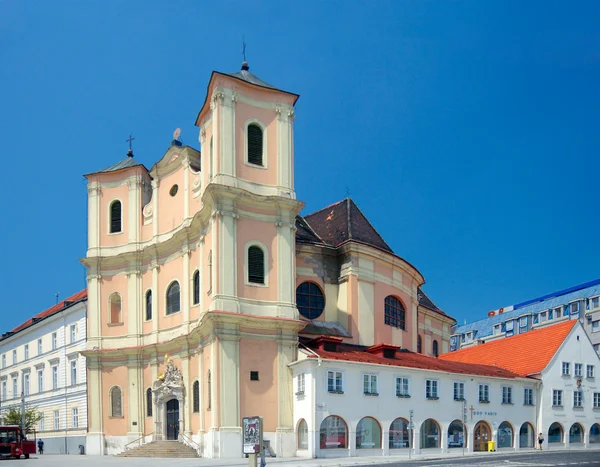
<box><xmin>37</xmin><ymin>439</ymin><xmax>44</xmax><ymax>454</ymax></box>
<box><xmin>537</xmin><ymin>432</ymin><xmax>544</xmax><ymax>450</ymax></box>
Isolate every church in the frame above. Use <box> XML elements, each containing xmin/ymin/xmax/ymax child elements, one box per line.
<box><xmin>81</xmin><ymin>61</ymin><xmax>455</xmax><ymax>457</ymax></box>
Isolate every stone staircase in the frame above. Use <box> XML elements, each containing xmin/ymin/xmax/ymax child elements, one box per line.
<box><xmin>119</xmin><ymin>440</ymin><xmax>200</xmax><ymax>458</ymax></box>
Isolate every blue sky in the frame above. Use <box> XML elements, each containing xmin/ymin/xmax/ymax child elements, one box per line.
<box><xmin>1</xmin><ymin>1</ymin><xmax>599</xmax><ymax>331</ymax></box>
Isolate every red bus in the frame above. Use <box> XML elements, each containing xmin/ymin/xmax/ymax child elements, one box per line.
<box><xmin>0</xmin><ymin>426</ymin><xmax>36</xmax><ymax>459</ymax></box>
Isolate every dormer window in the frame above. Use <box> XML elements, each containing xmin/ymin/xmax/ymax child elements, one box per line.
<box><xmin>247</xmin><ymin>123</ymin><xmax>264</xmax><ymax>166</ymax></box>
<box><xmin>110</xmin><ymin>200</ymin><xmax>122</xmax><ymax>233</ymax></box>
<box><xmin>323</xmin><ymin>342</ymin><xmax>337</xmax><ymax>352</ymax></box>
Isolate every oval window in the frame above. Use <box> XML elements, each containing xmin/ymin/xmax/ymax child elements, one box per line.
<box><xmin>169</xmin><ymin>185</ymin><xmax>179</xmax><ymax>196</ymax></box>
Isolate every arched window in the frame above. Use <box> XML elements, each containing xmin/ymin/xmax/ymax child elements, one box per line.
<box><xmin>109</xmin><ymin>293</ymin><xmax>122</xmax><ymax>324</ymax></box>
<box><xmin>569</xmin><ymin>423</ymin><xmax>583</xmax><ymax>444</ymax></box>
<box><xmin>207</xmin><ymin>370</ymin><xmax>211</xmax><ymax>411</ymax></box>
<box><xmin>498</xmin><ymin>421</ymin><xmax>513</xmax><ymax>448</ymax></box>
<box><xmin>110</xmin><ymin>200</ymin><xmax>122</xmax><ymax>233</ymax></box>
<box><xmin>247</xmin><ymin>246</ymin><xmax>265</xmax><ymax>284</ymax></box>
<box><xmin>417</xmin><ymin>335</ymin><xmax>422</xmax><ymax>353</ymax></box>
<box><xmin>166</xmin><ymin>281</ymin><xmax>181</xmax><ymax>315</ymax></box>
<box><xmin>320</xmin><ymin>415</ymin><xmax>347</xmax><ymax>449</ymax></box>
<box><xmin>356</xmin><ymin>417</ymin><xmax>381</xmax><ymax>449</ymax></box>
<box><xmin>384</xmin><ymin>296</ymin><xmax>406</xmax><ymax>330</ymax></box>
<box><xmin>296</xmin><ymin>282</ymin><xmax>325</xmax><ymax>320</ymax></box>
<box><xmin>432</xmin><ymin>340</ymin><xmax>439</xmax><ymax>357</ymax></box>
<box><xmin>193</xmin><ymin>270</ymin><xmax>200</xmax><ymax>305</ymax></box>
<box><xmin>146</xmin><ymin>388</ymin><xmax>152</xmax><ymax>417</ymax></box>
<box><xmin>519</xmin><ymin>422</ymin><xmax>534</xmax><ymax>448</ymax></box>
<box><xmin>389</xmin><ymin>418</ymin><xmax>409</xmax><ymax>449</ymax></box>
<box><xmin>590</xmin><ymin>424</ymin><xmax>600</xmax><ymax>444</ymax></box>
<box><xmin>145</xmin><ymin>290</ymin><xmax>152</xmax><ymax>321</ymax></box>
<box><xmin>297</xmin><ymin>419</ymin><xmax>308</xmax><ymax>449</ymax></box>
<box><xmin>192</xmin><ymin>380</ymin><xmax>200</xmax><ymax>413</ymax></box>
<box><xmin>548</xmin><ymin>422</ymin><xmax>563</xmax><ymax>443</ymax></box>
<box><xmin>420</xmin><ymin>419</ymin><xmax>440</xmax><ymax>449</ymax></box>
<box><xmin>109</xmin><ymin>386</ymin><xmax>122</xmax><ymax>417</ymax></box>
<box><xmin>447</xmin><ymin>420</ymin><xmax>465</xmax><ymax>448</ymax></box>
<box><xmin>247</xmin><ymin>123</ymin><xmax>264</xmax><ymax>166</ymax></box>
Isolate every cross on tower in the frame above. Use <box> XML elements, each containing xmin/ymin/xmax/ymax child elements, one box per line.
<box><xmin>126</xmin><ymin>133</ymin><xmax>135</xmax><ymax>151</ymax></box>
<box><xmin>242</xmin><ymin>37</ymin><xmax>247</xmax><ymax>62</ymax></box>
<box><xmin>469</xmin><ymin>405</ymin><xmax>475</xmax><ymax>420</ymax></box>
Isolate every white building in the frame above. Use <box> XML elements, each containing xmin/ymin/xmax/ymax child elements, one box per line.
<box><xmin>291</xmin><ymin>337</ymin><xmax>539</xmax><ymax>458</ymax></box>
<box><xmin>0</xmin><ymin>290</ymin><xmax>88</xmax><ymax>454</ymax></box>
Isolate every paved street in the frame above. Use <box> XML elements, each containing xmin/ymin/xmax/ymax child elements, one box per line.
<box><xmin>2</xmin><ymin>450</ymin><xmax>599</xmax><ymax>467</ymax></box>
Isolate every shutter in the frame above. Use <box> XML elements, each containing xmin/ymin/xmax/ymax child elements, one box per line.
<box><xmin>248</xmin><ymin>246</ymin><xmax>265</xmax><ymax>284</ymax></box>
<box><xmin>147</xmin><ymin>388</ymin><xmax>153</xmax><ymax>417</ymax></box>
<box><xmin>110</xmin><ymin>201</ymin><xmax>122</xmax><ymax>233</ymax></box>
<box><xmin>247</xmin><ymin>124</ymin><xmax>263</xmax><ymax>165</ymax></box>
<box><xmin>193</xmin><ymin>271</ymin><xmax>200</xmax><ymax>304</ymax></box>
<box><xmin>193</xmin><ymin>381</ymin><xmax>199</xmax><ymax>413</ymax></box>
<box><xmin>146</xmin><ymin>290</ymin><xmax>152</xmax><ymax>320</ymax></box>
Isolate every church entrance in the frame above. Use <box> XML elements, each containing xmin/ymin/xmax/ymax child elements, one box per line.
<box><xmin>166</xmin><ymin>399</ymin><xmax>180</xmax><ymax>440</ymax></box>
<box><xmin>474</xmin><ymin>421</ymin><xmax>491</xmax><ymax>452</ymax></box>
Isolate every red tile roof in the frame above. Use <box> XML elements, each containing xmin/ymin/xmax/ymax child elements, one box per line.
<box><xmin>306</xmin><ymin>342</ymin><xmax>524</xmax><ymax>379</ymax></box>
<box><xmin>439</xmin><ymin>319</ymin><xmax>577</xmax><ymax>377</ymax></box>
<box><xmin>6</xmin><ymin>290</ymin><xmax>87</xmax><ymax>337</ymax></box>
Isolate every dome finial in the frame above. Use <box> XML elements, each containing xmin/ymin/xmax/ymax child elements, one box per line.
<box><xmin>241</xmin><ymin>61</ymin><xmax>249</xmax><ymax>71</ymax></box>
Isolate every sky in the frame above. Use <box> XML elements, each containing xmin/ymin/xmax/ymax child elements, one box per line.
<box><xmin>1</xmin><ymin>1</ymin><xmax>599</xmax><ymax>331</ymax></box>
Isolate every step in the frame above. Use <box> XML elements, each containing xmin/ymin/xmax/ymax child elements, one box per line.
<box><xmin>118</xmin><ymin>440</ymin><xmax>199</xmax><ymax>458</ymax></box>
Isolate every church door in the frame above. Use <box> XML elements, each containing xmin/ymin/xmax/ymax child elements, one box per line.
<box><xmin>474</xmin><ymin>421</ymin><xmax>491</xmax><ymax>452</ymax></box>
<box><xmin>166</xmin><ymin>399</ymin><xmax>180</xmax><ymax>440</ymax></box>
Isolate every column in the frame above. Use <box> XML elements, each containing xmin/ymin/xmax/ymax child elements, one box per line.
<box><xmin>151</xmin><ymin>179</ymin><xmax>159</xmax><ymax>238</ymax></box>
<box><xmin>182</xmin><ymin>247</ymin><xmax>190</xmax><ymax>323</ymax></box>
<box><xmin>183</xmin><ymin>160</ymin><xmax>190</xmax><ymax>220</ymax></box>
<box><xmin>218</xmin><ymin>333</ymin><xmax>241</xmax><ymax>457</ymax></box>
<box><xmin>181</xmin><ymin>349</ymin><xmax>191</xmax><ymax>437</ymax></box>
<box><xmin>218</xmin><ymin>90</ymin><xmax>236</xmax><ymax>179</ymax></box>
<box><xmin>85</xmin><ymin>357</ymin><xmax>105</xmax><ymax>455</ymax></box>
<box><xmin>87</xmin><ymin>184</ymin><xmax>101</xmax><ymax>251</ymax></box>
<box><xmin>86</xmin><ymin>273</ymin><xmax>102</xmax><ymax>348</ymax></box>
<box><xmin>215</xmin><ymin>205</ymin><xmax>238</xmax><ymax>313</ymax></box>
<box><xmin>276</xmin><ymin>105</ymin><xmax>294</xmax><ymax>193</ymax></box>
<box><xmin>151</xmin><ymin>263</ymin><xmax>159</xmax><ymax>334</ymax></box>
<box><xmin>127</xmin><ymin>176</ymin><xmax>141</xmax><ymax>243</ymax></box>
<box><xmin>276</xmin><ymin>337</ymin><xmax>296</xmax><ymax>456</ymax></box>
<box><xmin>276</xmin><ymin>218</ymin><xmax>295</xmax><ymax>318</ymax></box>
<box><xmin>441</xmin><ymin>428</ymin><xmax>448</xmax><ymax>454</ymax></box>
<box><xmin>127</xmin><ymin>270</ymin><xmax>141</xmax><ymax>337</ymax></box>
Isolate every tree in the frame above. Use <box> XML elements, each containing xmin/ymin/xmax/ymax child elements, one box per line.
<box><xmin>2</xmin><ymin>407</ymin><xmax>41</xmax><ymax>433</ymax></box>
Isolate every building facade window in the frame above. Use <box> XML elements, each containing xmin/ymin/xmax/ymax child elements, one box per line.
<box><xmin>52</xmin><ymin>366</ymin><xmax>58</xmax><ymax>390</ymax></box>
<box><xmin>70</xmin><ymin>324</ymin><xmax>76</xmax><ymax>343</ymax></box>
<box><xmin>363</xmin><ymin>374</ymin><xmax>378</xmax><ymax>395</ymax></box>
<box><xmin>420</xmin><ymin>419</ymin><xmax>441</xmax><ymax>449</ymax></box>
<box><xmin>396</xmin><ymin>377</ymin><xmax>410</xmax><ymax>397</ymax></box>
<box><xmin>72</xmin><ymin>408</ymin><xmax>79</xmax><ymax>429</ymax></box>
<box><xmin>574</xmin><ymin>363</ymin><xmax>583</xmax><ymax>377</ymax></box>
<box><xmin>12</xmin><ymin>377</ymin><xmax>17</xmax><ymax>399</ymax></box>
<box><xmin>327</xmin><ymin>370</ymin><xmax>343</xmax><ymax>393</ymax></box>
<box><xmin>109</xmin><ymin>293</ymin><xmax>122</xmax><ymax>324</ymax></box>
<box><xmin>110</xmin><ymin>200</ymin><xmax>122</xmax><ymax>233</ymax></box>
<box><xmin>356</xmin><ymin>417</ymin><xmax>381</xmax><ymax>449</ymax></box>
<box><xmin>110</xmin><ymin>386</ymin><xmax>123</xmax><ymax>417</ymax></box>
<box><xmin>247</xmin><ymin>245</ymin><xmax>265</xmax><ymax>285</ymax></box>
<box><xmin>548</xmin><ymin>423</ymin><xmax>563</xmax><ymax>443</ymax></box>
<box><xmin>592</xmin><ymin>296</ymin><xmax>600</xmax><ymax>310</ymax></box>
<box><xmin>193</xmin><ymin>380</ymin><xmax>200</xmax><ymax>413</ymax></box>
<box><xmin>12</xmin><ymin>350</ymin><xmax>16</xmax><ymax>365</ymax></box>
<box><xmin>24</xmin><ymin>344</ymin><xmax>29</xmax><ymax>360</ymax></box>
<box><xmin>296</xmin><ymin>282</ymin><xmax>325</xmax><ymax>320</ymax></box>
<box><xmin>479</xmin><ymin>384</ymin><xmax>490</xmax><ymax>403</ymax></box>
<box><xmin>588</xmin><ymin>365</ymin><xmax>595</xmax><ymax>378</ymax></box>
<box><xmin>37</xmin><ymin>369</ymin><xmax>44</xmax><ymax>393</ymax></box>
<box><xmin>193</xmin><ymin>270</ymin><xmax>200</xmax><ymax>305</ymax></box>
<box><xmin>574</xmin><ymin>390</ymin><xmax>583</xmax><ymax>407</ymax></box>
<box><xmin>453</xmin><ymin>382</ymin><xmax>465</xmax><ymax>401</ymax></box>
<box><xmin>524</xmin><ymin>388</ymin><xmax>534</xmax><ymax>405</ymax></box>
<box><xmin>553</xmin><ymin>389</ymin><xmax>563</xmax><ymax>406</ymax></box>
<box><xmin>37</xmin><ymin>339</ymin><xmax>42</xmax><ymax>355</ymax></box>
<box><xmin>562</xmin><ymin>362</ymin><xmax>570</xmax><ymax>376</ymax></box>
<box><xmin>498</xmin><ymin>421</ymin><xmax>514</xmax><ymax>448</ymax></box>
<box><xmin>426</xmin><ymin>379</ymin><xmax>439</xmax><ymax>399</ymax></box>
<box><xmin>146</xmin><ymin>388</ymin><xmax>153</xmax><ymax>416</ymax></box>
<box><xmin>247</xmin><ymin>123</ymin><xmax>264</xmax><ymax>166</ymax></box>
<box><xmin>593</xmin><ymin>321</ymin><xmax>600</xmax><ymax>333</ymax></box>
<box><xmin>145</xmin><ymin>290</ymin><xmax>152</xmax><ymax>320</ymax></box>
<box><xmin>70</xmin><ymin>360</ymin><xmax>77</xmax><ymax>385</ymax></box>
<box><xmin>502</xmin><ymin>386</ymin><xmax>512</xmax><ymax>404</ymax></box>
<box><xmin>384</xmin><ymin>296</ymin><xmax>406</xmax><ymax>330</ymax></box>
<box><xmin>519</xmin><ymin>316</ymin><xmax>528</xmax><ymax>333</ymax></box>
<box><xmin>297</xmin><ymin>373</ymin><xmax>305</xmax><ymax>395</ymax></box>
<box><xmin>53</xmin><ymin>410</ymin><xmax>60</xmax><ymax>430</ymax></box>
<box><xmin>166</xmin><ymin>281</ymin><xmax>181</xmax><ymax>315</ymax></box>
<box><xmin>432</xmin><ymin>340</ymin><xmax>439</xmax><ymax>357</ymax></box>
<box><xmin>320</xmin><ymin>415</ymin><xmax>347</xmax><ymax>449</ymax></box>
<box><xmin>417</xmin><ymin>335</ymin><xmax>422</xmax><ymax>353</ymax></box>
<box><xmin>298</xmin><ymin>419</ymin><xmax>308</xmax><ymax>449</ymax></box>
<box><xmin>593</xmin><ymin>392</ymin><xmax>600</xmax><ymax>409</ymax></box>
<box><xmin>24</xmin><ymin>373</ymin><xmax>30</xmax><ymax>396</ymax></box>
<box><xmin>389</xmin><ymin>418</ymin><xmax>410</xmax><ymax>448</ymax></box>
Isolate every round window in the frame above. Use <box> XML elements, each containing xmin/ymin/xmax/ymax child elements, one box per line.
<box><xmin>296</xmin><ymin>282</ymin><xmax>325</xmax><ymax>320</ymax></box>
<box><xmin>169</xmin><ymin>185</ymin><xmax>178</xmax><ymax>196</ymax></box>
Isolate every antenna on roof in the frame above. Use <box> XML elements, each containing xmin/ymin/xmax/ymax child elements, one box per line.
<box><xmin>55</xmin><ymin>293</ymin><xmax>60</xmax><ymax>305</ymax></box>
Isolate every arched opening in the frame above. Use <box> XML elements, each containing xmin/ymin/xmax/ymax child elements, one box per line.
<box><xmin>320</xmin><ymin>415</ymin><xmax>347</xmax><ymax>449</ymax></box>
<box><xmin>192</xmin><ymin>380</ymin><xmax>200</xmax><ymax>413</ymax></box>
<box><xmin>247</xmin><ymin>123</ymin><xmax>264</xmax><ymax>166</ymax></box>
<box><xmin>389</xmin><ymin>418</ymin><xmax>409</xmax><ymax>449</ymax></box>
<box><xmin>356</xmin><ymin>416</ymin><xmax>381</xmax><ymax>449</ymax></box>
<box><xmin>166</xmin><ymin>399</ymin><xmax>179</xmax><ymax>440</ymax></box>
<box><xmin>146</xmin><ymin>388</ymin><xmax>153</xmax><ymax>417</ymax></box>
<box><xmin>447</xmin><ymin>420</ymin><xmax>465</xmax><ymax>448</ymax></box>
<box><xmin>474</xmin><ymin>421</ymin><xmax>492</xmax><ymax>451</ymax></box>
<box><xmin>519</xmin><ymin>422</ymin><xmax>534</xmax><ymax>448</ymax></box>
<box><xmin>498</xmin><ymin>421</ymin><xmax>513</xmax><ymax>448</ymax></box>
<box><xmin>145</xmin><ymin>289</ymin><xmax>152</xmax><ymax>320</ymax></box>
<box><xmin>590</xmin><ymin>424</ymin><xmax>600</xmax><ymax>444</ymax></box>
<box><xmin>193</xmin><ymin>270</ymin><xmax>200</xmax><ymax>305</ymax></box>
<box><xmin>548</xmin><ymin>422</ymin><xmax>563</xmax><ymax>444</ymax></box>
<box><xmin>248</xmin><ymin>245</ymin><xmax>265</xmax><ymax>284</ymax></box>
<box><xmin>109</xmin><ymin>293</ymin><xmax>122</xmax><ymax>324</ymax></box>
<box><xmin>297</xmin><ymin>419</ymin><xmax>308</xmax><ymax>450</ymax></box>
<box><xmin>432</xmin><ymin>340</ymin><xmax>439</xmax><ymax>357</ymax></box>
<box><xmin>384</xmin><ymin>296</ymin><xmax>406</xmax><ymax>330</ymax></box>
<box><xmin>420</xmin><ymin>419</ymin><xmax>440</xmax><ymax>449</ymax></box>
<box><xmin>109</xmin><ymin>386</ymin><xmax>122</xmax><ymax>417</ymax></box>
<box><xmin>110</xmin><ymin>200</ymin><xmax>122</xmax><ymax>233</ymax></box>
<box><xmin>166</xmin><ymin>281</ymin><xmax>181</xmax><ymax>315</ymax></box>
<box><xmin>296</xmin><ymin>282</ymin><xmax>325</xmax><ymax>320</ymax></box>
<box><xmin>569</xmin><ymin>423</ymin><xmax>583</xmax><ymax>444</ymax></box>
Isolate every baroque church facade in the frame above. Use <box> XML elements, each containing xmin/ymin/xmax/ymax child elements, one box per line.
<box><xmin>81</xmin><ymin>62</ymin><xmax>454</xmax><ymax>457</ymax></box>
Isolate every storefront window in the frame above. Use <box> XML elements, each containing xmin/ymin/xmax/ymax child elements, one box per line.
<box><xmin>548</xmin><ymin>423</ymin><xmax>563</xmax><ymax>443</ymax></box>
<box><xmin>298</xmin><ymin>419</ymin><xmax>308</xmax><ymax>449</ymax></box>
<box><xmin>356</xmin><ymin>417</ymin><xmax>381</xmax><ymax>449</ymax></box>
<box><xmin>498</xmin><ymin>421</ymin><xmax>513</xmax><ymax>448</ymax></box>
<box><xmin>389</xmin><ymin>418</ymin><xmax>409</xmax><ymax>449</ymax></box>
<box><xmin>420</xmin><ymin>419</ymin><xmax>440</xmax><ymax>449</ymax></box>
<box><xmin>320</xmin><ymin>416</ymin><xmax>347</xmax><ymax>449</ymax></box>
<box><xmin>569</xmin><ymin>423</ymin><xmax>583</xmax><ymax>444</ymax></box>
<box><xmin>447</xmin><ymin>420</ymin><xmax>464</xmax><ymax>448</ymax></box>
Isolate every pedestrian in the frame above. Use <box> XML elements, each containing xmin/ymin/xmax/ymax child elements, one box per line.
<box><xmin>537</xmin><ymin>432</ymin><xmax>544</xmax><ymax>450</ymax></box>
<box><xmin>260</xmin><ymin>444</ymin><xmax>266</xmax><ymax>467</ymax></box>
<box><xmin>37</xmin><ymin>439</ymin><xmax>44</xmax><ymax>454</ymax></box>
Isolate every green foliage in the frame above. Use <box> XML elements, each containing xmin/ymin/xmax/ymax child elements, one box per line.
<box><xmin>2</xmin><ymin>407</ymin><xmax>41</xmax><ymax>432</ymax></box>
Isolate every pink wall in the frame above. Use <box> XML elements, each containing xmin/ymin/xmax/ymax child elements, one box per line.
<box><xmin>99</xmin><ymin>274</ymin><xmax>128</xmax><ymax>337</ymax></box>
<box><xmin>373</xmin><ymin>282</ymin><xmax>414</xmax><ymax>349</ymax></box>
<box><xmin>157</xmin><ymin>169</ymin><xmax>185</xmax><ymax>235</ymax></box>
<box><xmin>102</xmin><ymin>365</ymin><xmax>128</xmax><ymax>435</ymax></box>
<box><xmin>157</xmin><ymin>256</ymin><xmax>184</xmax><ymax>329</ymax></box>
<box><xmin>142</xmin><ymin>364</ymin><xmax>153</xmax><ymax>434</ymax></box>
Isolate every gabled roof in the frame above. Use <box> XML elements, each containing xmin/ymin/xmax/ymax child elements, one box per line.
<box><xmin>302</xmin><ymin>198</ymin><xmax>393</xmax><ymax>254</ymax></box>
<box><xmin>440</xmin><ymin>319</ymin><xmax>577</xmax><ymax>377</ymax></box>
<box><xmin>306</xmin><ymin>342</ymin><xmax>523</xmax><ymax>379</ymax></box>
<box><xmin>97</xmin><ymin>154</ymin><xmax>141</xmax><ymax>173</ymax></box>
<box><xmin>4</xmin><ymin>290</ymin><xmax>88</xmax><ymax>340</ymax></box>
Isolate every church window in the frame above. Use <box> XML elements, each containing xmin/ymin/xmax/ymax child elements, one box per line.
<box><xmin>193</xmin><ymin>380</ymin><xmax>200</xmax><ymax>412</ymax></box>
<box><xmin>247</xmin><ymin>245</ymin><xmax>265</xmax><ymax>285</ymax></box>
<box><xmin>417</xmin><ymin>335</ymin><xmax>422</xmax><ymax>353</ymax></box>
<box><xmin>169</xmin><ymin>184</ymin><xmax>178</xmax><ymax>196</ymax></box>
<box><xmin>109</xmin><ymin>386</ymin><xmax>123</xmax><ymax>417</ymax></box>
<box><xmin>207</xmin><ymin>370</ymin><xmax>211</xmax><ymax>411</ymax></box>
<box><xmin>432</xmin><ymin>340</ymin><xmax>439</xmax><ymax>357</ymax></box>
<box><xmin>109</xmin><ymin>293</ymin><xmax>122</xmax><ymax>324</ymax></box>
<box><xmin>145</xmin><ymin>290</ymin><xmax>152</xmax><ymax>321</ymax></box>
<box><xmin>166</xmin><ymin>281</ymin><xmax>181</xmax><ymax>315</ymax></box>
<box><xmin>146</xmin><ymin>388</ymin><xmax>152</xmax><ymax>417</ymax></box>
<box><xmin>384</xmin><ymin>296</ymin><xmax>405</xmax><ymax>330</ymax></box>
<box><xmin>193</xmin><ymin>270</ymin><xmax>200</xmax><ymax>305</ymax></box>
<box><xmin>296</xmin><ymin>282</ymin><xmax>325</xmax><ymax>320</ymax></box>
<box><xmin>109</xmin><ymin>200</ymin><xmax>122</xmax><ymax>233</ymax></box>
<box><xmin>247</xmin><ymin>123</ymin><xmax>264</xmax><ymax>166</ymax></box>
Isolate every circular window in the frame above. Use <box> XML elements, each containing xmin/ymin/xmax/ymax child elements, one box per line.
<box><xmin>169</xmin><ymin>185</ymin><xmax>178</xmax><ymax>196</ymax></box>
<box><xmin>296</xmin><ymin>282</ymin><xmax>325</xmax><ymax>320</ymax></box>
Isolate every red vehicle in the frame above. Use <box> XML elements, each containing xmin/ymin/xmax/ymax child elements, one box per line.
<box><xmin>0</xmin><ymin>425</ymin><xmax>36</xmax><ymax>459</ymax></box>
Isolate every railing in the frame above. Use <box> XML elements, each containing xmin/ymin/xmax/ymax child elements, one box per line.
<box><xmin>124</xmin><ymin>432</ymin><xmax>154</xmax><ymax>451</ymax></box>
<box><xmin>179</xmin><ymin>431</ymin><xmax>201</xmax><ymax>457</ymax></box>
